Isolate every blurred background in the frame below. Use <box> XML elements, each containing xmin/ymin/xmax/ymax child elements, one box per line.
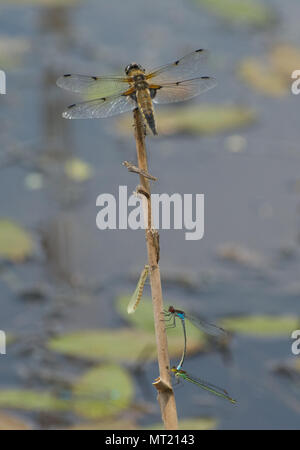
<box><xmin>0</xmin><ymin>0</ymin><xmax>300</xmax><ymax>430</ymax></box>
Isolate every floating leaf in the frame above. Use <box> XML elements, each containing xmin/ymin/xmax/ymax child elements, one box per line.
<box><xmin>192</xmin><ymin>0</ymin><xmax>276</xmax><ymax>28</ymax></box>
<box><xmin>64</xmin><ymin>157</ymin><xmax>93</xmax><ymax>182</ymax></box>
<box><xmin>49</xmin><ymin>328</ymin><xmax>153</xmax><ymax>362</ymax></box>
<box><xmin>0</xmin><ymin>412</ymin><xmax>30</xmax><ymax>430</ymax></box>
<box><xmin>238</xmin><ymin>58</ymin><xmax>288</xmax><ymax>97</ymax></box>
<box><xmin>147</xmin><ymin>417</ymin><xmax>217</xmax><ymax>430</ymax></box>
<box><xmin>117</xmin><ymin>105</ymin><xmax>257</xmax><ymax>136</ymax></box>
<box><xmin>71</xmin><ymin>364</ymin><xmax>133</xmax><ymax>419</ymax></box>
<box><xmin>269</xmin><ymin>44</ymin><xmax>300</xmax><ymax>79</ymax></box>
<box><xmin>0</xmin><ymin>390</ymin><xmax>69</xmax><ymax>412</ymax></box>
<box><xmin>220</xmin><ymin>315</ymin><xmax>300</xmax><ymax>337</ymax></box>
<box><xmin>48</xmin><ymin>326</ymin><xmax>205</xmax><ymax>363</ymax></box>
<box><xmin>0</xmin><ymin>365</ymin><xmax>133</xmax><ymax>420</ymax></box>
<box><xmin>0</xmin><ymin>219</ymin><xmax>34</xmax><ymax>262</ymax></box>
<box><xmin>117</xmin><ymin>295</ymin><xmax>155</xmax><ymax>332</ymax></box>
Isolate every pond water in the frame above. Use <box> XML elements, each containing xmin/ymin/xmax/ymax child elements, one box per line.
<box><xmin>0</xmin><ymin>0</ymin><xmax>300</xmax><ymax>430</ymax></box>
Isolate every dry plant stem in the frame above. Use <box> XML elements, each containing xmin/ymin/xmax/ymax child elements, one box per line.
<box><xmin>133</xmin><ymin>108</ymin><xmax>178</xmax><ymax>430</ymax></box>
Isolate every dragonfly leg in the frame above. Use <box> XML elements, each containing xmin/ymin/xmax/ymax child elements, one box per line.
<box><xmin>165</xmin><ymin>316</ymin><xmax>176</xmax><ymax>329</ymax></box>
<box><xmin>172</xmin><ymin>374</ymin><xmax>184</xmax><ymax>390</ymax></box>
<box><xmin>163</xmin><ymin>316</ymin><xmax>173</xmax><ymax>321</ymax></box>
<box><xmin>160</xmin><ymin>312</ymin><xmax>173</xmax><ymax>323</ymax></box>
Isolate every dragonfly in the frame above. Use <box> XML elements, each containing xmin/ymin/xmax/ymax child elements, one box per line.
<box><xmin>171</xmin><ymin>367</ymin><xmax>236</xmax><ymax>404</ymax></box>
<box><xmin>164</xmin><ymin>305</ymin><xmax>227</xmax><ymax>370</ymax></box>
<box><xmin>56</xmin><ymin>49</ymin><xmax>217</xmax><ymax>135</ymax></box>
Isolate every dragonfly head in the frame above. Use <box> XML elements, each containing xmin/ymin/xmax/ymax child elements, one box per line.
<box><xmin>125</xmin><ymin>63</ymin><xmax>145</xmax><ymax>76</ymax></box>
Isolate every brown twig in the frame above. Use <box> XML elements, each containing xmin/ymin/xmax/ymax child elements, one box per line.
<box><xmin>123</xmin><ymin>161</ymin><xmax>158</xmax><ymax>181</ymax></box>
<box><xmin>132</xmin><ymin>108</ymin><xmax>178</xmax><ymax>429</ymax></box>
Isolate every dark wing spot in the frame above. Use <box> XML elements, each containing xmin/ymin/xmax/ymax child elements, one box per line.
<box><xmin>201</xmin><ymin>76</ymin><xmax>210</xmax><ymax>79</ymax></box>
<box><xmin>64</xmin><ymin>74</ymin><xmax>71</xmax><ymax>77</ymax></box>
<box><xmin>92</xmin><ymin>76</ymin><xmax>98</xmax><ymax>80</ymax></box>
<box><xmin>174</xmin><ymin>60</ymin><xmax>179</xmax><ymax>66</ymax></box>
<box><xmin>196</xmin><ymin>49</ymin><xmax>204</xmax><ymax>53</ymax></box>
<box><xmin>67</xmin><ymin>104</ymin><xmax>76</xmax><ymax>109</ymax></box>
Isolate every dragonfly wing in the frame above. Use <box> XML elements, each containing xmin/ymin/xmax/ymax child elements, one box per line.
<box><xmin>146</xmin><ymin>49</ymin><xmax>210</xmax><ymax>83</ymax></box>
<box><xmin>185</xmin><ymin>312</ymin><xmax>226</xmax><ymax>338</ymax></box>
<box><xmin>62</xmin><ymin>94</ymin><xmax>136</xmax><ymax>119</ymax></box>
<box><xmin>56</xmin><ymin>75</ymin><xmax>129</xmax><ymax>98</ymax></box>
<box><xmin>151</xmin><ymin>77</ymin><xmax>217</xmax><ymax>104</ymax></box>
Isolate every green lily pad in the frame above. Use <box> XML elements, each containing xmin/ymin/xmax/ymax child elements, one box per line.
<box><xmin>0</xmin><ymin>219</ymin><xmax>34</xmax><ymax>262</ymax></box>
<box><xmin>193</xmin><ymin>0</ymin><xmax>276</xmax><ymax>28</ymax></box>
<box><xmin>238</xmin><ymin>58</ymin><xmax>288</xmax><ymax>97</ymax></box>
<box><xmin>220</xmin><ymin>315</ymin><xmax>300</xmax><ymax>337</ymax></box>
<box><xmin>117</xmin><ymin>104</ymin><xmax>257</xmax><ymax>136</ymax></box>
<box><xmin>49</xmin><ymin>328</ymin><xmax>154</xmax><ymax>362</ymax></box>
<box><xmin>64</xmin><ymin>157</ymin><xmax>93</xmax><ymax>182</ymax></box>
<box><xmin>269</xmin><ymin>44</ymin><xmax>300</xmax><ymax>79</ymax></box>
<box><xmin>0</xmin><ymin>390</ymin><xmax>69</xmax><ymax>412</ymax></box>
<box><xmin>146</xmin><ymin>417</ymin><xmax>217</xmax><ymax>430</ymax></box>
<box><xmin>0</xmin><ymin>412</ymin><xmax>31</xmax><ymax>430</ymax></box>
<box><xmin>71</xmin><ymin>364</ymin><xmax>133</xmax><ymax>419</ymax></box>
<box><xmin>0</xmin><ymin>365</ymin><xmax>133</xmax><ymax>420</ymax></box>
<box><xmin>117</xmin><ymin>295</ymin><xmax>155</xmax><ymax>332</ymax></box>
<box><xmin>48</xmin><ymin>326</ymin><xmax>206</xmax><ymax>363</ymax></box>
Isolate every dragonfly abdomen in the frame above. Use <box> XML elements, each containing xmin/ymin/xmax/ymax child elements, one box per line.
<box><xmin>136</xmin><ymin>87</ymin><xmax>157</xmax><ymax>135</ymax></box>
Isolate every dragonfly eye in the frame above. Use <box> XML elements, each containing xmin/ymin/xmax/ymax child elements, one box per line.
<box><xmin>138</xmin><ymin>64</ymin><xmax>146</xmax><ymax>73</ymax></box>
<box><xmin>124</xmin><ymin>64</ymin><xmax>131</xmax><ymax>75</ymax></box>
<box><xmin>125</xmin><ymin>63</ymin><xmax>145</xmax><ymax>75</ymax></box>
